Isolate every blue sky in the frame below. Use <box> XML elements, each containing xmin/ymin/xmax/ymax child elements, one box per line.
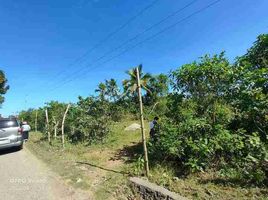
<box><xmin>0</xmin><ymin>0</ymin><xmax>267</xmax><ymax>116</ymax></box>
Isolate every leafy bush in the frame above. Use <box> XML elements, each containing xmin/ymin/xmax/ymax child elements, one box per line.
<box><xmin>0</xmin><ymin>70</ymin><xmax>9</xmax><ymax>105</ymax></box>
<box><xmin>151</xmin><ymin>120</ymin><xmax>268</xmax><ymax>184</ymax></box>
<box><xmin>150</xmin><ymin>37</ymin><xmax>268</xmax><ymax>184</ymax></box>
<box><xmin>68</xmin><ymin>96</ymin><xmax>111</xmax><ymax>144</ymax></box>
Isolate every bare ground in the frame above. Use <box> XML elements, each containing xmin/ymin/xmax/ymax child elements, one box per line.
<box><xmin>0</xmin><ymin>147</ymin><xmax>91</xmax><ymax>200</ymax></box>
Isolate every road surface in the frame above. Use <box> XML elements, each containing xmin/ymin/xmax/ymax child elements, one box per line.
<box><xmin>0</xmin><ymin>147</ymin><xmax>91</xmax><ymax>200</ymax></box>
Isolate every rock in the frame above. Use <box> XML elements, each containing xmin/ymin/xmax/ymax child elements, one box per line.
<box><xmin>172</xmin><ymin>177</ymin><xmax>179</xmax><ymax>182</ymax></box>
<box><xmin>130</xmin><ymin>177</ymin><xmax>187</xmax><ymax>200</ymax></box>
<box><xmin>124</xmin><ymin>123</ymin><xmax>141</xmax><ymax>131</ymax></box>
<box><xmin>76</xmin><ymin>178</ymin><xmax>82</xmax><ymax>183</ymax></box>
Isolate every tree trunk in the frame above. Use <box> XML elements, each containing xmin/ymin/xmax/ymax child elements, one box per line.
<box><xmin>61</xmin><ymin>104</ymin><xmax>71</xmax><ymax>148</ymax></box>
<box><xmin>45</xmin><ymin>109</ymin><xmax>51</xmax><ymax>144</ymax></box>
<box><xmin>35</xmin><ymin>110</ymin><xmax>38</xmax><ymax>132</ymax></box>
<box><xmin>54</xmin><ymin>121</ymin><xmax>59</xmax><ymax>139</ymax></box>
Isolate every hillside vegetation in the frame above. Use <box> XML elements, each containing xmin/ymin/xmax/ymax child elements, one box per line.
<box><xmin>20</xmin><ymin>34</ymin><xmax>268</xmax><ymax>199</ymax></box>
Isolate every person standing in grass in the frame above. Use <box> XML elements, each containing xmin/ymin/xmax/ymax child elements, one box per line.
<box><xmin>22</xmin><ymin>121</ymin><xmax>31</xmax><ymax>142</ymax></box>
<box><xmin>149</xmin><ymin>116</ymin><xmax>159</xmax><ymax>142</ymax></box>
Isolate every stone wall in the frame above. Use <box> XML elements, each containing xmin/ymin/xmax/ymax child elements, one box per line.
<box><xmin>130</xmin><ymin>177</ymin><xmax>187</xmax><ymax>200</ymax></box>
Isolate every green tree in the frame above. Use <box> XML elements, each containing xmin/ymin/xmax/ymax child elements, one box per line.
<box><xmin>95</xmin><ymin>82</ymin><xmax>107</xmax><ymax>101</ymax></box>
<box><xmin>0</xmin><ymin>70</ymin><xmax>9</xmax><ymax>105</ymax></box>
<box><xmin>145</xmin><ymin>73</ymin><xmax>169</xmax><ymax>105</ymax></box>
<box><xmin>45</xmin><ymin>101</ymin><xmax>67</xmax><ymax>139</ymax></box>
<box><xmin>105</xmin><ymin>78</ymin><xmax>120</xmax><ymax>102</ymax></box>
<box><xmin>171</xmin><ymin>52</ymin><xmax>233</xmax><ymax>123</ymax></box>
<box><xmin>19</xmin><ymin>108</ymin><xmax>36</xmax><ymax>126</ymax></box>
<box><xmin>152</xmin><ymin>37</ymin><xmax>268</xmax><ymax>184</ymax></box>
<box><xmin>239</xmin><ymin>34</ymin><xmax>268</xmax><ymax>69</ymax></box>
<box><xmin>19</xmin><ymin>107</ymin><xmax>46</xmax><ymax>132</ymax></box>
<box><xmin>122</xmin><ymin>64</ymin><xmax>151</xmax><ymax>98</ymax></box>
<box><xmin>232</xmin><ymin>34</ymin><xmax>268</xmax><ymax>141</ymax></box>
<box><xmin>70</xmin><ymin>96</ymin><xmax>111</xmax><ymax>144</ymax></box>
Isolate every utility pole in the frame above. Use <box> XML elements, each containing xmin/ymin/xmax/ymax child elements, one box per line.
<box><xmin>45</xmin><ymin>109</ymin><xmax>51</xmax><ymax>144</ymax></box>
<box><xmin>61</xmin><ymin>104</ymin><xmax>71</xmax><ymax>148</ymax></box>
<box><xmin>35</xmin><ymin>110</ymin><xmax>38</xmax><ymax>132</ymax></box>
<box><xmin>136</xmin><ymin>67</ymin><xmax>149</xmax><ymax>177</ymax></box>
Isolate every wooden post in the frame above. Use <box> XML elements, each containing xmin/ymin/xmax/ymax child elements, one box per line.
<box><xmin>45</xmin><ymin>109</ymin><xmax>51</xmax><ymax>144</ymax></box>
<box><xmin>61</xmin><ymin>104</ymin><xmax>71</xmax><ymax>148</ymax></box>
<box><xmin>53</xmin><ymin>117</ymin><xmax>59</xmax><ymax>140</ymax></box>
<box><xmin>35</xmin><ymin>110</ymin><xmax>38</xmax><ymax>132</ymax></box>
<box><xmin>56</xmin><ymin>122</ymin><xmax>59</xmax><ymax>139</ymax></box>
<box><xmin>136</xmin><ymin>67</ymin><xmax>149</xmax><ymax>177</ymax></box>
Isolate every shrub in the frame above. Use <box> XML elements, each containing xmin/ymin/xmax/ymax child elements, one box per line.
<box><xmin>68</xmin><ymin>96</ymin><xmax>111</xmax><ymax>144</ymax></box>
<box><xmin>150</xmin><ymin>120</ymin><xmax>268</xmax><ymax>184</ymax></box>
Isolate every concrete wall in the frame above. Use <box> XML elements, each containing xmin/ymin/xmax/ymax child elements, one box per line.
<box><xmin>130</xmin><ymin>177</ymin><xmax>187</xmax><ymax>200</ymax></box>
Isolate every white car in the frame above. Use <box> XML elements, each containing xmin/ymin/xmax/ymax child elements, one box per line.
<box><xmin>0</xmin><ymin>118</ymin><xmax>23</xmax><ymax>150</ymax></box>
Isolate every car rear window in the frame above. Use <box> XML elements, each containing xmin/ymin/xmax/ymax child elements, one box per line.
<box><xmin>0</xmin><ymin>120</ymin><xmax>19</xmax><ymax>128</ymax></box>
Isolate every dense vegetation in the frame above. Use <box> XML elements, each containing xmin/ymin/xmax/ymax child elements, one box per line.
<box><xmin>19</xmin><ymin>34</ymin><xmax>268</xmax><ymax>185</ymax></box>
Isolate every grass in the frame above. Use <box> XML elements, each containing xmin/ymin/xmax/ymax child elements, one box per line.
<box><xmin>26</xmin><ymin>118</ymin><xmax>143</xmax><ymax>200</ymax></box>
<box><xmin>148</xmin><ymin>164</ymin><xmax>268</xmax><ymax>200</ymax></box>
<box><xmin>26</xmin><ymin>119</ymin><xmax>268</xmax><ymax>200</ymax></box>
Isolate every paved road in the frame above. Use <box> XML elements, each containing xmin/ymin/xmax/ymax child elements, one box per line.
<box><xmin>0</xmin><ymin>147</ymin><xmax>91</xmax><ymax>200</ymax></box>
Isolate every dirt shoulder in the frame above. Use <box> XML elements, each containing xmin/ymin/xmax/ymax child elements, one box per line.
<box><xmin>26</xmin><ymin>131</ymin><xmax>134</xmax><ymax>200</ymax></box>
<box><xmin>0</xmin><ymin>146</ymin><xmax>91</xmax><ymax>200</ymax></box>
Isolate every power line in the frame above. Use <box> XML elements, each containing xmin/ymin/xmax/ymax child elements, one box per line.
<box><xmin>49</xmin><ymin>0</ymin><xmax>222</xmax><ymax>92</ymax></box>
<box><xmin>48</xmin><ymin>0</ymin><xmax>199</xmax><ymax>89</ymax></box>
<box><xmin>46</xmin><ymin>0</ymin><xmax>161</xmax><ymax>83</ymax></box>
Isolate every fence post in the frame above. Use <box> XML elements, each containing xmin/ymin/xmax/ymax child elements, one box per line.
<box><xmin>45</xmin><ymin>109</ymin><xmax>51</xmax><ymax>144</ymax></box>
<box><xmin>61</xmin><ymin>104</ymin><xmax>71</xmax><ymax>148</ymax></box>
<box><xmin>35</xmin><ymin>110</ymin><xmax>38</xmax><ymax>132</ymax></box>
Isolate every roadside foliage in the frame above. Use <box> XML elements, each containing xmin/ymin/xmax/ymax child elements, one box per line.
<box><xmin>19</xmin><ymin>34</ymin><xmax>268</xmax><ymax>185</ymax></box>
<box><xmin>0</xmin><ymin>70</ymin><xmax>9</xmax><ymax>106</ymax></box>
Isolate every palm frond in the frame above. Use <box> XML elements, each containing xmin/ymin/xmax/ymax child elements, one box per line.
<box><xmin>143</xmin><ymin>73</ymin><xmax>152</xmax><ymax>80</ymax></box>
<box><xmin>142</xmin><ymin>85</ymin><xmax>152</xmax><ymax>94</ymax></box>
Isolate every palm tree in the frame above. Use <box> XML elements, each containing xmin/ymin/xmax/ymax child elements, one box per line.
<box><xmin>95</xmin><ymin>82</ymin><xmax>107</xmax><ymax>100</ymax></box>
<box><xmin>105</xmin><ymin>79</ymin><xmax>120</xmax><ymax>102</ymax></box>
<box><xmin>122</xmin><ymin>64</ymin><xmax>152</xmax><ymax>98</ymax></box>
